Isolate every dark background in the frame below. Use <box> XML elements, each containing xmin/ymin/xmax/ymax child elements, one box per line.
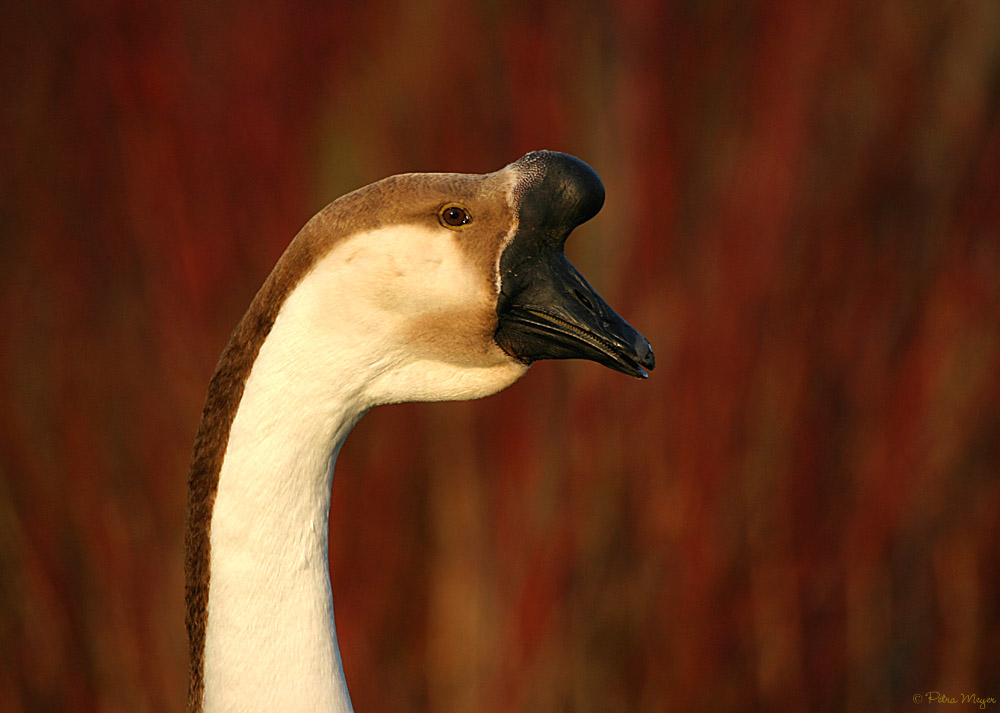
<box><xmin>2</xmin><ymin>1</ymin><xmax>999</xmax><ymax>712</ymax></box>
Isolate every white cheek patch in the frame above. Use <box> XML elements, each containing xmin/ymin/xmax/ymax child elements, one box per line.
<box><xmin>267</xmin><ymin>223</ymin><xmax>525</xmax><ymax>406</ymax></box>
<box><xmin>324</xmin><ymin>225</ymin><xmax>491</xmax><ymax>317</ymax></box>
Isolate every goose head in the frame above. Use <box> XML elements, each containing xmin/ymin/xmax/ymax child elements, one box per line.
<box><xmin>274</xmin><ymin>150</ymin><xmax>654</xmax><ymax>408</ymax></box>
<box><xmin>186</xmin><ymin>151</ymin><xmax>655</xmax><ymax>713</ymax></box>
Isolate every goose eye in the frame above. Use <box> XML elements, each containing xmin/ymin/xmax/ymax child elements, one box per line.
<box><xmin>438</xmin><ymin>203</ymin><xmax>471</xmax><ymax>229</ymax></box>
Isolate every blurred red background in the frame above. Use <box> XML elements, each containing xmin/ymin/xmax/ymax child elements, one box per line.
<box><xmin>2</xmin><ymin>1</ymin><xmax>999</xmax><ymax>712</ymax></box>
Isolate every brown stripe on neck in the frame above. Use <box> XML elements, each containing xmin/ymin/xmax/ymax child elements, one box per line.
<box><xmin>183</xmin><ymin>207</ymin><xmax>343</xmax><ymax>713</ymax></box>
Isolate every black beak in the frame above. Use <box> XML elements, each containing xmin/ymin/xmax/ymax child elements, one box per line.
<box><xmin>494</xmin><ymin>151</ymin><xmax>655</xmax><ymax>379</ymax></box>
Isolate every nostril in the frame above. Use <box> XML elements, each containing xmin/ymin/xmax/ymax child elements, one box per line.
<box><xmin>573</xmin><ymin>288</ymin><xmax>594</xmax><ymax>312</ymax></box>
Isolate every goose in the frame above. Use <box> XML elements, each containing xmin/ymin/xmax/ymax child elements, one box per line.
<box><xmin>184</xmin><ymin>150</ymin><xmax>655</xmax><ymax>713</ymax></box>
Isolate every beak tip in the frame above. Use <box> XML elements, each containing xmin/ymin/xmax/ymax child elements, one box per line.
<box><xmin>636</xmin><ymin>338</ymin><xmax>655</xmax><ymax>373</ymax></box>
<box><xmin>633</xmin><ymin>354</ymin><xmax>653</xmax><ymax>379</ymax></box>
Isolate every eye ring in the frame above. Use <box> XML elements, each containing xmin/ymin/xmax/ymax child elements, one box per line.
<box><xmin>438</xmin><ymin>203</ymin><xmax>472</xmax><ymax>229</ymax></box>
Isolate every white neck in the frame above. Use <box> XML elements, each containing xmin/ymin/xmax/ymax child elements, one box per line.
<box><xmin>200</xmin><ymin>230</ymin><xmax>527</xmax><ymax>713</ymax></box>
<box><xmin>202</xmin><ymin>302</ymin><xmax>366</xmax><ymax>713</ymax></box>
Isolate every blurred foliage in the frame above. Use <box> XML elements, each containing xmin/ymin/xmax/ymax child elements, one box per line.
<box><xmin>2</xmin><ymin>1</ymin><xmax>999</xmax><ymax>712</ymax></box>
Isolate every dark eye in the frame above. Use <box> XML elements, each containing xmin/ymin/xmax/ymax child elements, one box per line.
<box><xmin>438</xmin><ymin>203</ymin><xmax>471</xmax><ymax>229</ymax></box>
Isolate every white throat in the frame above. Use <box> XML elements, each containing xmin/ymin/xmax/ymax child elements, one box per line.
<box><xmin>200</xmin><ymin>228</ymin><xmax>526</xmax><ymax>713</ymax></box>
<box><xmin>202</xmin><ymin>300</ymin><xmax>364</xmax><ymax>713</ymax></box>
